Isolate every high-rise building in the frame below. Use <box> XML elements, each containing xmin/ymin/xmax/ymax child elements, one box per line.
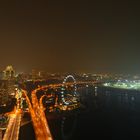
<box><xmin>3</xmin><ymin>65</ymin><xmax>15</xmax><ymax>80</ymax></box>
<box><xmin>0</xmin><ymin>66</ymin><xmax>16</xmax><ymax>106</ymax></box>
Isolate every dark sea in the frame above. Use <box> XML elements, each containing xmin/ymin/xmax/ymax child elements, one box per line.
<box><xmin>19</xmin><ymin>86</ymin><xmax>140</xmax><ymax>140</ymax></box>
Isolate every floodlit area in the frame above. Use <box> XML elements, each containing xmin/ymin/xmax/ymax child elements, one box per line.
<box><xmin>103</xmin><ymin>80</ymin><xmax>140</xmax><ymax>90</ymax></box>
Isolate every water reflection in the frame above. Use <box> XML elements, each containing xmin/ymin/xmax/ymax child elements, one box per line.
<box><xmin>61</xmin><ymin>114</ymin><xmax>77</xmax><ymax>140</ymax></box>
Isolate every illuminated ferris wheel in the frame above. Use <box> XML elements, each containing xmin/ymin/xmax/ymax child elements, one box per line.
<box><xmin>61</xmin><ymin>75</ymin><xmax>77</xmax><ymax>105</ymax></box>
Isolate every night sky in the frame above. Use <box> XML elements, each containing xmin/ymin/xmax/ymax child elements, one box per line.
<box><xmin>0</xmin><ymin>0</ymin><xmax>140</xmax><ymax>73</ymax></box>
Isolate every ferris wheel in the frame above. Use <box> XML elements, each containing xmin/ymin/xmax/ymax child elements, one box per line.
<box><xmin>61</xmin><ymin>75</ymin><xmax>77</xmax><ymax>105</ymax></box>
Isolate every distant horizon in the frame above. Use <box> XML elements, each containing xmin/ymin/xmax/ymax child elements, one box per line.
<box><xmin>1</xmin><ymin>65</ymin><xmax>140</xmax><ymax>76</ymax></box>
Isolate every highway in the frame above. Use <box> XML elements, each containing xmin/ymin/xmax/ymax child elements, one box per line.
<box><xmin>3</xmin><ymin>110</ymin><xmax>22</xmax><ymax>140</ymax></box>
<box><xmin>21</xmin><ymin>89</ymin><xmax>53</xmax><ymax>140</ymax></box>
<box><xmin>39</xmin><ymin>95</ymin><xmax>53</xmax><ymax>139</ymax></box>
<box><xmin>31</xmin><ymin>90</ymin><xmax>53</xmax><ymax>140</ymax></box>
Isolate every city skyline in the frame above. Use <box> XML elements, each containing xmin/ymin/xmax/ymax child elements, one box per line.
<box><xmin>0</xmin><ymin>1</ymin><xmax>140</xmax><ymax>73</ymax></box>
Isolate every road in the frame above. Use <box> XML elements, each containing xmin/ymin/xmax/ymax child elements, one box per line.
<box><xmin>31</xmin><ymin>90</ymin><xmax>53</xmax><ymax>140</ymax></box>
<box><xmin>3</xmin><ymin>110</ymin><xmax>22</xmax><ymax>140</ymax></box>
<box><xmin>21</xmin><ymin>89</ymin><xmax>53</xmax><ymax>140</ymax></box>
